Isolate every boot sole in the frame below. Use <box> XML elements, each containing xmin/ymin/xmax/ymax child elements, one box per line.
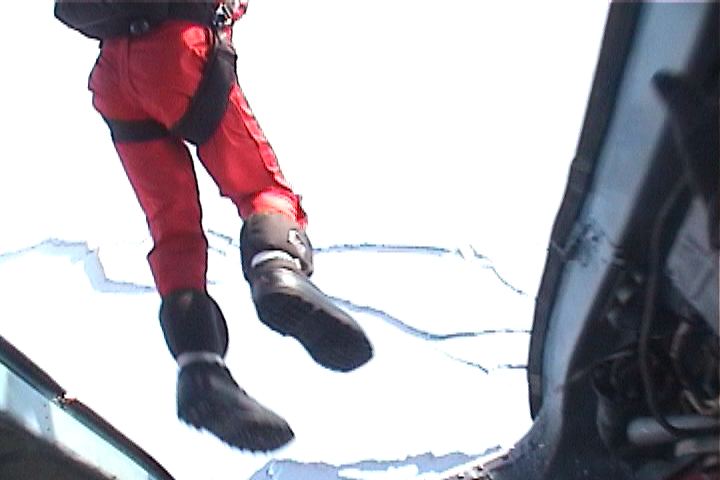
<box><xmin>179</xmin><ymin>398</ymin><xmax>294</xmax><ymax>452</ymax></box>
<box><xmin>252</xmin><ymin>268</ymin><xmax>373</xmax><ymax>372</ymax></box>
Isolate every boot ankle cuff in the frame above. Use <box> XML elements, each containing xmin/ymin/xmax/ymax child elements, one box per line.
<box><xmin>177</xmin><ymin>351</ymin><xmax>226</xmax><ymax>370</ymax></box>
<box><xmin>251</xmin><ymin>250</ymin><xmax>302</xmax><ymax>271</ymax></box>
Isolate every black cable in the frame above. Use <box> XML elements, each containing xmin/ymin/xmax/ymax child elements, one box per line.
<box><xmin>638</xmin><ymin>176</ymin><xmax>720</xmax><ymax>438</ymax></box>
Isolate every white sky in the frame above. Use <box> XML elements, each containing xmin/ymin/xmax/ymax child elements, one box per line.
<box><xmin>0</xmin><ymin>1</ymin><xmax>610</xmax><ymax>478</ymax></box>
<box><xmin>2</xmin><ymin>1</ymin><xmax>608</xmax><ymax>260</ymax></box>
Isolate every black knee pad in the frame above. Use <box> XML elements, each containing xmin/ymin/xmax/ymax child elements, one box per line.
<box><xmin>240</xmin><ymin>213</ymin><xmax>314</xmax><ymax>279</ymax></box>
<box><xmin>159</xmin><ymin>289</ymin><xmax>229</xmax><ymax>359</ymax></box>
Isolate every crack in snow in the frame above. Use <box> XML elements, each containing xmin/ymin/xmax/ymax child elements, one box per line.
<box><xmin>316</xmin><ymin>243</ymin><xmax>453</xmax><ymax>256</ymax></box>
<box><xmin>441</xmin><ymin>355</ymin><xmax>528</xmax><ymax>374</ymax></box>
<box><xmin>1</xmin><ymin>237</ymin><xmax>529</xmax><ymax>373</ymax></box>
<box><xmin>1</xmin><ymin>239</ymin><xmax>524</xmax><ymax>301</ymax></box>
<box><xmin>317</xmin><ymin>243</ymin><xmax>525</xmax><ymax>297</ymax></box>
<box><xmin>207</xmin><ymin>229</ymin><xmax>236</xmax><ymax>246</ymax></box>
<box><xmin>0</xmin><ymin>237</ymin><xmax>527</xmax><ymax>354</ymax></box>
<box><xmin>330</xmin><ymin>296</ymin><xmax>528</xmax><ymax>373</ymax></box>
<box><xmin>330</xmin><ymin>296</ymin><xmax>528</xmax><ymax>342</ymax></box>
<box><xmin>0</xmin><ymin>239</ymin><xmax>154</xmax><ymax>294</ymax></box>
<box><xmin>252</xmin><ymin>450</ymin><xmax>496</xmax><ymax>480</ymax></box>
<box><xmin>203</xmin><ymin>233</ymin><xmax>527</xmax><ymax>297</ymax></box>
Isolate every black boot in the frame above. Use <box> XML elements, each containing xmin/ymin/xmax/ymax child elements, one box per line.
<box><xmin>160</xmin><ymin>289</ymin><xmax>294</xmax><ymax>451</ymax></box>
<box><xmin>177</xmin><ymin>361</ymin><xmax>294</xmax><ymax>452</ymax></box>
<box><xmin>240</xmin><ymin>213</ymin><xmax>373</xmax><ymax>372</ymax></box>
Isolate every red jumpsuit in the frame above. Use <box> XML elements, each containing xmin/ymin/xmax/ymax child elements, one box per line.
<box><xmin>89</xmin><ymin>12</ymin><xmax>307</xmax><ymax>296</ymax></box>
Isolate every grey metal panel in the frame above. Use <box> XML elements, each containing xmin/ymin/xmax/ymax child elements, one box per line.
<box><xmin>484</xmin><ymin>2</ymin><xmax>717</xmax><ymax>479</ymax></box>
<box><xmin>0</xmin><ymin>334</ymin><xmax>175</xmax><ymax>479</ymax></box>
<box><xmin>542</xmin><ymin>0</ymin><xmax>711</xmax><ymax>394</ymax></box>
<box><xmin>0</xmin><ymin>412</ymin><xmax>112</xmax><ymax>480</ymax></box>
<box><xmin>0</xmin><ymin>362</ymin><xmax>154</xmax><ymax>479</ymax></box>
<box><xmin>583</xmin><ymin>2</ymin><xmax>710</xmax><ymax>245</ymax></box>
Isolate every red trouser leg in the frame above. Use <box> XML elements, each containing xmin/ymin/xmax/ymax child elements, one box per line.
<box><xmin>115</xmin><ymin>140</ymin><xmax>208</xmax><ymax>295</ymax></box>
<box><xmin>88</xmin><ymin>21</ymin><xmax>305</xmax><ymax>295</ymax></box>
<box><xmin>197</xmin><ymin>83</ymin><xmax>307</xmax><ymax>228</ymax></box>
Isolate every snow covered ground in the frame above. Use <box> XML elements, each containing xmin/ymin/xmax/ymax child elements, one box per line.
<box><xmin>0</xmin><ymin>2</ymin><xmax>608</xmax><ymax>478</ymax></box>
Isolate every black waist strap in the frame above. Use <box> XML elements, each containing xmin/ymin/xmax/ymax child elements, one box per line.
<box><xmin>128</xmin><ymin>3</ymin><xmax>218</xmax><ymax>36</ymax></box>
<box><xmin>167</xmin><ymin>2</ymin><xmax>217</xmax><ymax>27</ymax></box>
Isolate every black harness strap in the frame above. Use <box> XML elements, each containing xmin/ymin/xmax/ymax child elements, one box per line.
<box><xmin>170</xmin><ymin>31</ymin><xmax>238</xmax><ymax>145</ymax></box>
<box><xmin>104</xmin><ymin>31</ymin><xmax>237</xmax><ymax>146</ymax></box>
<box><xmin>104</xmin><ymin>118</ymin><xmax>169</xmax><ymax>143</ymax></box>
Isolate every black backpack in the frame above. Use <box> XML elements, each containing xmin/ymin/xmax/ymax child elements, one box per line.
<box><xmin>54</xmin><ymin>1</ymin><xmax>217</xmax><ymax>40</ymax></box>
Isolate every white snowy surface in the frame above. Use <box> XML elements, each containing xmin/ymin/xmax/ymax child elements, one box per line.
<box><xmin>0</xmin><ymin>1</ymin><xmax>608</xmax><ymax>479</ymax></box>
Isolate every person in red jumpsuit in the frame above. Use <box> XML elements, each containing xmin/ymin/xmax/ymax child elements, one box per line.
<box><xmin>72</xmin><ymin>0</ymin><xmax>372</xmax><ymax>451</ymax></box>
